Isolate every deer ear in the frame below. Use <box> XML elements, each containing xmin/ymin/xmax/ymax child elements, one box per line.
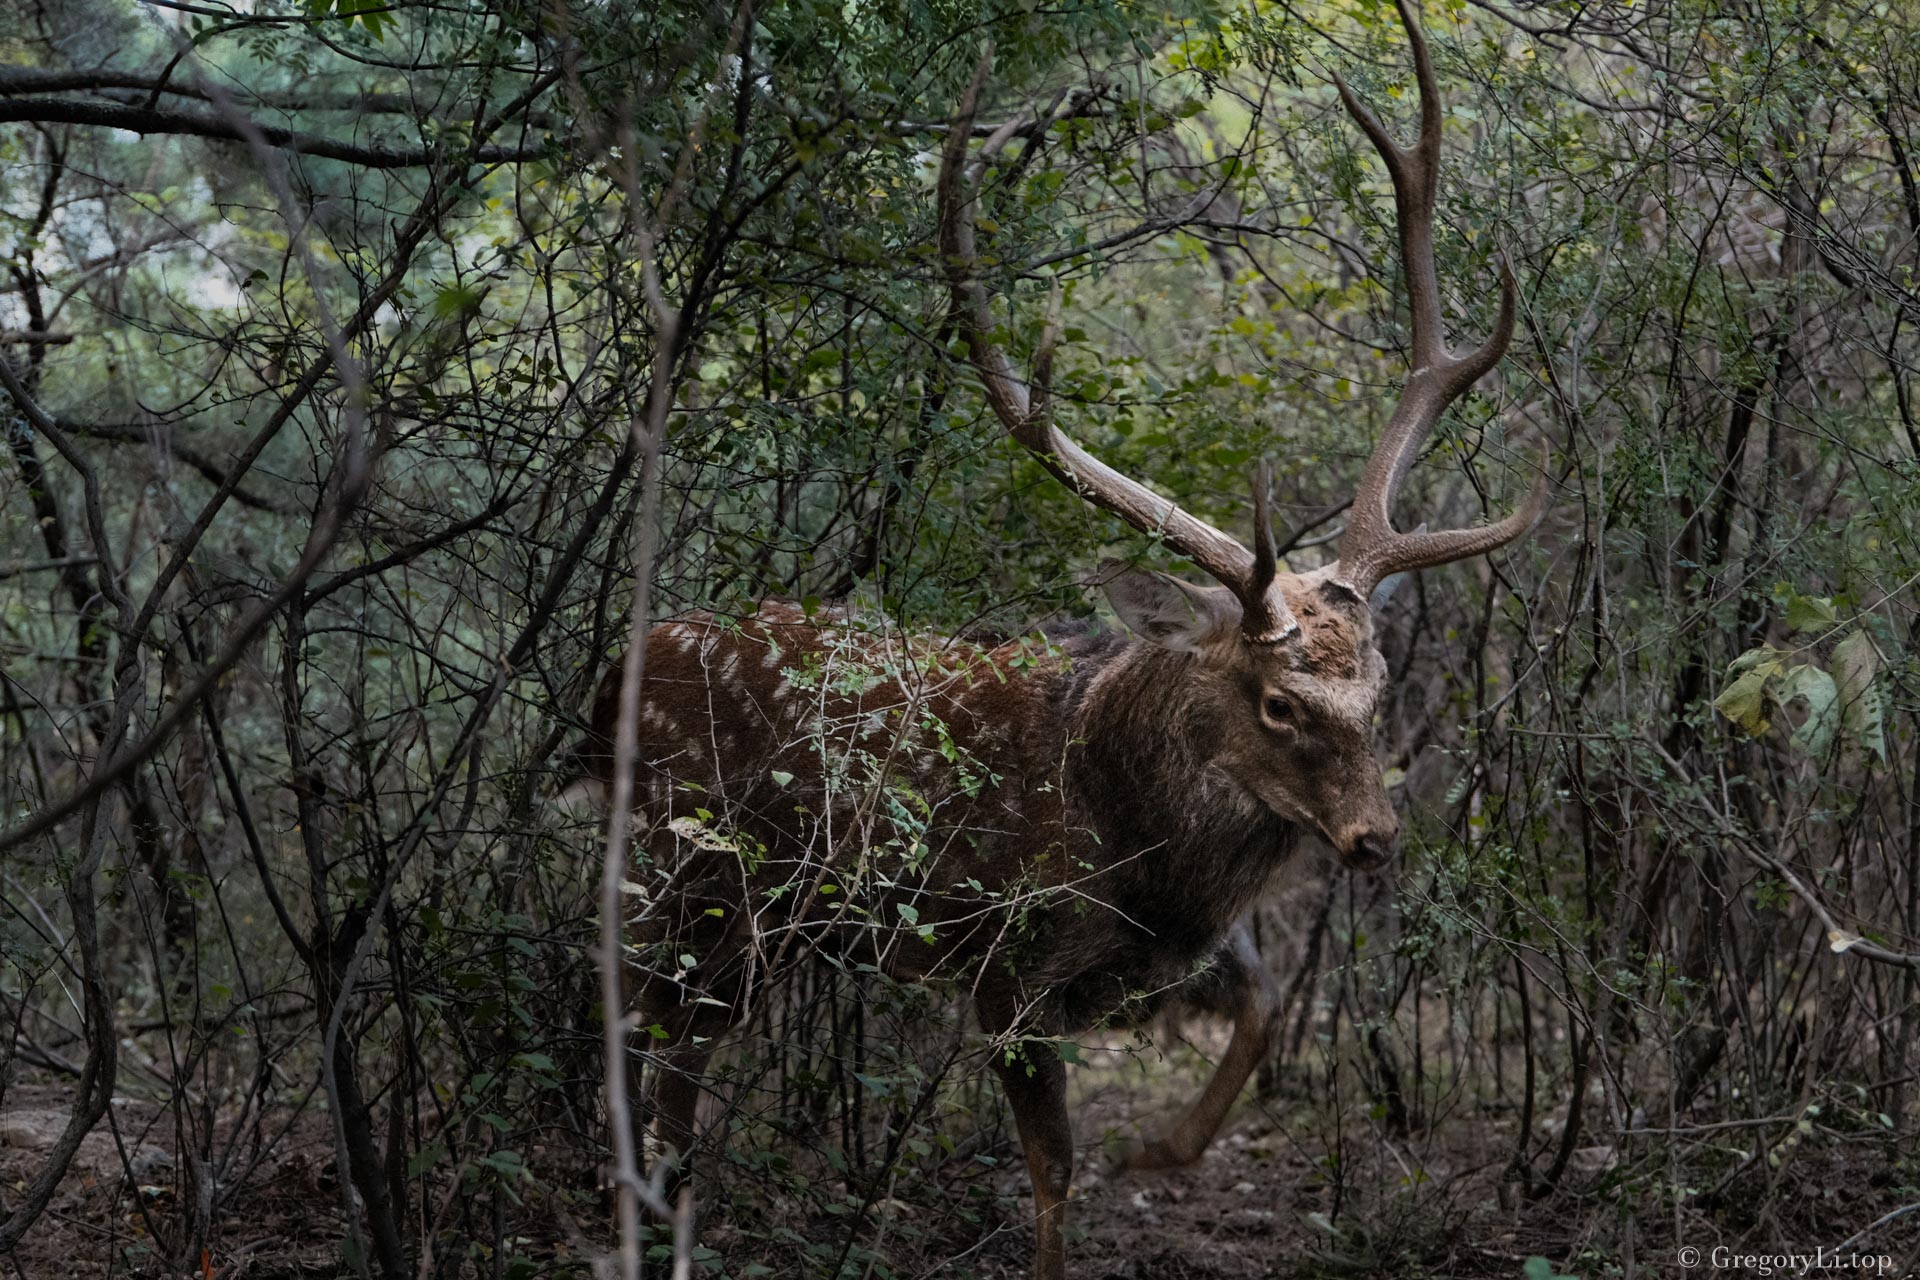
<box><xmin>1100</xmin><ymin>562</ymin><xmax>1238</xmax><ymax>652</ymax></box>
<box><xmin>1367</xmin><ymin>571</ymin><xmax>1411</xmax><ymax>612</ymax></box>
<box><xmin>1316</xmin><ymin>574</ymin><xmax>1368</xmax><ymax>615</ymax></box>
<box><xmin>1364</xmin><ymin>523</ymin><xmax>1425</xmax><ymax>612</ymax></box>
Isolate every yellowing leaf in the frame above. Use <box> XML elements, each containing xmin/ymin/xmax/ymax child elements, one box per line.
<box><xmin>1716</xmin><ymin>647</ymin><xmax>1791</xmax><ymax>736</ymax></box>
<box><xmin>667</xmin><ymin>815</ymin><xmax>738</xmax><ymax>852</ymax></box>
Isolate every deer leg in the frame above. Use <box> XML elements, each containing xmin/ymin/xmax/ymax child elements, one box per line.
<box><xmin>1121</xmin><ymin>923</ymin><xmax>1281</xmax><ymax>1171</ymax></box>
<box><xmin>627</xmin><ymin>890</ymin><xmax>752</xmax><ymax>1220</ymax></box>
<box><xmin>646</xmin><ymin>1040</ymin><xmax>715</xmax><ymax>1199</ymax></box>
<box><xmin>977</xmin><ymin>988</ymin><xmax>1075</xmax><ymax>1280</ymax></box>
<box><xmin>629</xmin><ymin>982</ymin><xmax>743</xmax><ymax>1233</ymax></box>
<box><xmin>990</xmin><ymin>1041</ymin><xmax>1074</xmax><ymax>1280</ymax></box>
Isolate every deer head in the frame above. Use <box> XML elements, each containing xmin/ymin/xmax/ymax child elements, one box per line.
<box><xmin>937</xmin><ymin>0</ymin><xmax>1548</xmax><ymax>872</ymax></box>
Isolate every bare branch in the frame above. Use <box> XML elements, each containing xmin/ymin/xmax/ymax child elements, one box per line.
<box><xmin>0</xmin><ymin>96</ymin><xmax>548</xmax><ymax>168</ymax></box>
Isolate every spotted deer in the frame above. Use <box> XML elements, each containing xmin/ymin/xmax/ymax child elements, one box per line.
<box><xmin>577</xmin><ymin>6</ymin><xmax>1546</xmax><ymax>1276</ymax></box>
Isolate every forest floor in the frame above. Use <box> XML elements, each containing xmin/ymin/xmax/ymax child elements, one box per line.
<box><xmin>3</xmin><ymin>1050</ymin><xmax>1915</xmax><ymax>1280</ymax></box>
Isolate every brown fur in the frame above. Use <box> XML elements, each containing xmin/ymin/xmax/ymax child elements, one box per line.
<box><xmin>577</xmin><ymin>573</ymin><xmax>1402</xmax><ymax>1279</ymax></box>
<box><xmin>1284</xmin><ymin>582</ymin><xmax>1365</xmax><ymax>680</ymax></box>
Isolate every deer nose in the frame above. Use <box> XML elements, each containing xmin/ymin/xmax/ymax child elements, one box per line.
<box><xmin>1342</xmin><ymin>829</ymin><xmax>1399</xmax><ymax>872</ymax></box>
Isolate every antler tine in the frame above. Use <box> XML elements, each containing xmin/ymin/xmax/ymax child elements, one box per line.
<box><xmin>1331</xmin><ymin>0</ymin><xmax>1542</xmax><ymax>598</ymax></box>
<box><xmin>1351</xmin><ymin>444</ymin><xmax>1550</xmax><ymax>583</ymax></box>
<box><xmin>1242</xmin><ymin>460</ymin><xmax>1293</xmax><ymax>643</ymax></box>
<box><xmin>1333</xmin><ymin>0</ymin><xmax>1448</xmax><ymax>372</ymax></box>
<box><xmin>1249</xmin><ymin>459</ymin><xmax>1278</xmax><ymax>598</ymax></box>
<box><xmin>938</xmin><ymin>47</ymin><xmax>1298</xmax><ymax>644</ymax></box>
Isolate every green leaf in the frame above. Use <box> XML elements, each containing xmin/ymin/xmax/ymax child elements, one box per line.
<box><xmin>432</xmin><ymin>283</ymin><xmax>482</xmax><ymax>319</ymax></box>
<box><xmin>1779</xmin><ymin>663</ymin><xmax>1837</xmax><ymax>757</ymax></box>
<box><xmin>1777</xmin><ymin>587</ymin><xmax>1837</xmax><ymax>632</ymax></box>
<box><xmin>1522</xmin><ymin>1259</ymin><xmax>1578</xmax><ymax>1280</ymax></box>
<box><xmin>896</xmin><ymin>902</ymin><xmax>919</xmax><ymax>925</ymax></box>
<box><xmin>1832</xmin><ymin>629</ymin><xmax>1886</xmax><ymax>761</ymax></box>
<box><xmin>479</xmin><ymin>1149</ymin><xmax>526</xmax><ymax>1179</ymax></box>
<box><xmin>406</xmin><ymin>1141</ymin><xmax>447</xmax><ymax>1178</ymax></box>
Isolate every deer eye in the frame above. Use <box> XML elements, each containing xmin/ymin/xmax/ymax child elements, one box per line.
<box><xmin>1262</xmin><ymin>695</ymin><xmax>1295</xmax><ymax>725</ymax></box>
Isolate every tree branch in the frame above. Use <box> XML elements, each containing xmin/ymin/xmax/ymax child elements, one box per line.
<box><xmin>0</xmin><ymin>96</ymin><xmax>549</xmax><ymax>168</ymax></box>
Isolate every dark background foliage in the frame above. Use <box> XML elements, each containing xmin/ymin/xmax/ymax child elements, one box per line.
<box><xmin>2</xmin><ymin>0</ymin><xmax>1917</xmax><ymax>1275</ymax></box>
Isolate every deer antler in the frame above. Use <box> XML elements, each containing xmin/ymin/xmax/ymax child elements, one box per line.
<box><xmin>1329</xmin><ymin>0</ymin><xmax>1548</xmax><ymax>600</ymax></box>
<box><xmin>938</xmin><ymin>49</ymin><xmax>1300</xmax><ymax>645</ymax></box>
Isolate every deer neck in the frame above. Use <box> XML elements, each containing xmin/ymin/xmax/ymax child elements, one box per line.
<box><xmin>1061</xmin><ymin>636</ymin><xmax>1300</xmax><ymax>931</ymax></box>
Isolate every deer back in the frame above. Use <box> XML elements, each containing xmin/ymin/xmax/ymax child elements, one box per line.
<box><xmin>580</xmin><ymin>604</ymin><xmax>1090</xmax><ymax>976</ymax></box>
<box><xmin>581</xmin><ymin>602</ymin><xmax>1320</xmax><ymax>1029</ymax></box>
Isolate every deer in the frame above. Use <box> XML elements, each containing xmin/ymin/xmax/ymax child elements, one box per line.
<box><xmin>574</xmin><ymin>5</ymin><xmax>1546</xmax><ymax>1276</ymax></box>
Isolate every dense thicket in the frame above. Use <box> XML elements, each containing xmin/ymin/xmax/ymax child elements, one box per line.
<box><xmin>2</xmin><ymin>0</ymin><xmax>1917</xmax><ymax>1275</ymax></box>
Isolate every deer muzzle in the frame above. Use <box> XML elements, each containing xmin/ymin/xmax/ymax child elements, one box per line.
<box><xmin>1337</xmin><ymin>827</ymin><xmax>1400</xmax><ymax>873</ymax></box>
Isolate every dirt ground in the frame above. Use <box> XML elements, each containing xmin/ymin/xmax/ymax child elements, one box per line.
<box><xmin>3</xmin><ymin>1055</ymin><xmax>1915</xmax><ymax>1280</ymax></box>
<box><xmin>0</xmin><ymin>1076</ymin><xmax>345</xmax><ymax>1277</ymax></box>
